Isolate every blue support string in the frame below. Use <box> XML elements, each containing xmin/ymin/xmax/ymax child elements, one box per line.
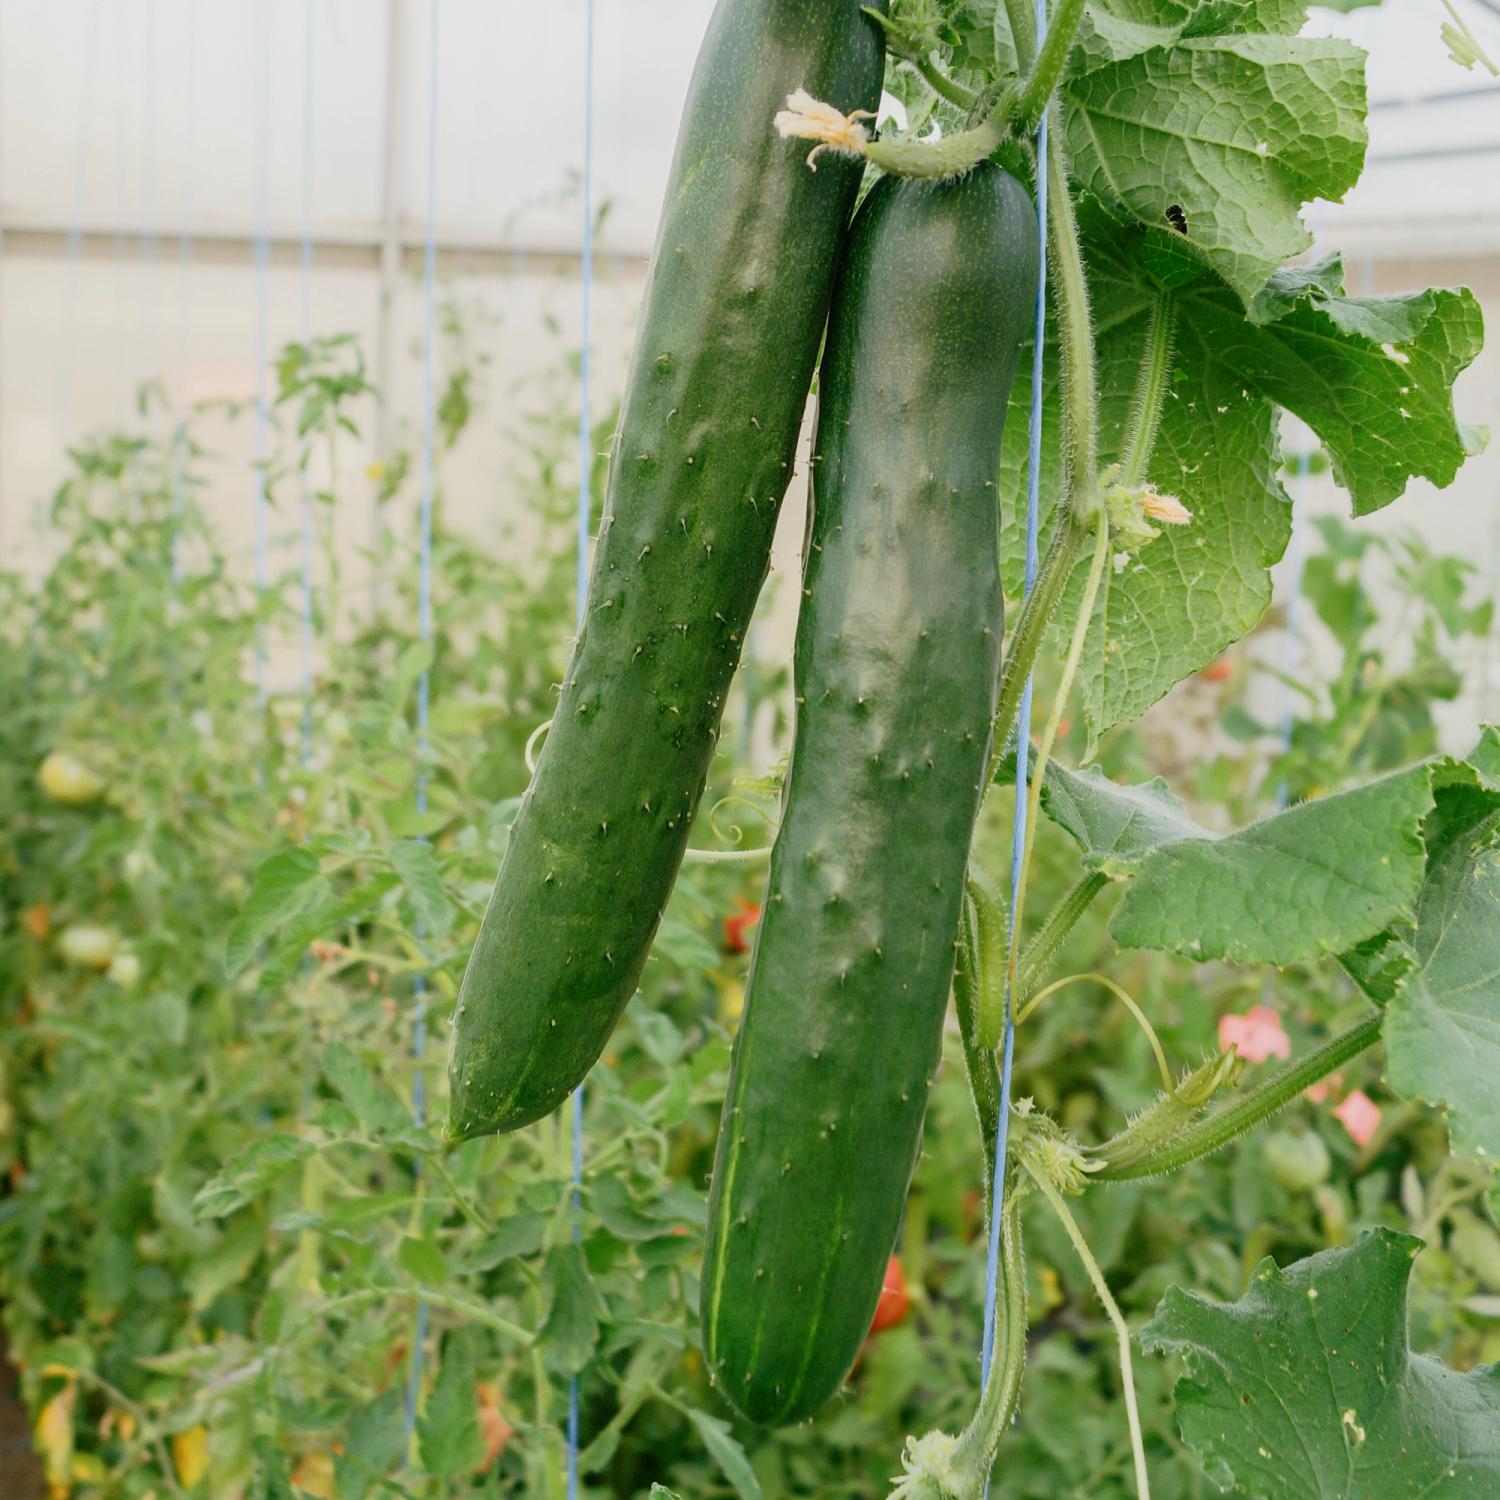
<box><xmin>404</xmin><ymin>0</ymin><xmax>442</xmax><ymax>1437</ymax></box>
<box><xmin>567</xmin><ymin>3</ymin><xmax>597</xmax><ymax>1494</ymax></box>
<box><xmin>979</xmin><ymin>0</ymin><xmax>1051</xmax><ymax>1435</ymax></box>
<box><xmin>252</xmin><ymin>1</ymin><xmax>272</xmax><ymax>705</ymax></box>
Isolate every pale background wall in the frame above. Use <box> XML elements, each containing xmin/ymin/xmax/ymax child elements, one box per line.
<box><xmin>1</xmin><ymin>0</ymin><xmax>1497</xmax><ymax>739</ymax></box>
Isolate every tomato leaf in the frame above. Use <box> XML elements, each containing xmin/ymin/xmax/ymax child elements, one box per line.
<box><xmin>192</xmin><ymin>1135</ymin><xmax>314</xmax><ymax>1221</ymax></box>
<box><xmin>538</xmin><ymin>1244</ymin><xmax>604</xmax><ymax>1377</ymax></box>
<box><xmin>1142</xmin><ymin>1230</ymin><xmax>1500</xmax><ymax>1496</ymax></box>
<box><xmin>389</xmin><ymin>838</ymin><xmax>455</xmax><ymax>937</ymax></box>
<box><xmin>686</xmin><ymin>1408</ymin><xmax>763</xmax><ymax>1500</ymax></box>
<box><xmin>225</xmin><ymin>847</ymin><xmax>325</xmax><ymax>977</ymax></box>
<box><xmin>417</xmin><ymin>1330</ymin><xmax>486</xmax><ymax>1479</ymax></box>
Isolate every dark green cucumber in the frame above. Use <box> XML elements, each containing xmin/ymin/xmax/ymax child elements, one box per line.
<box><xmin>701</xmin><ymin>163</ymin><xmax>1037</xmax><ymax>1426</ymax></box>
<box><xmin>445</xmin><ymin>1</ymin><xmax>887</xmax><ymax>1141</ymax></box>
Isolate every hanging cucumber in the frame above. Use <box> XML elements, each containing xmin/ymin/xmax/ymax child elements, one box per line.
<box><xmin>701</xmin><ymin>162</ymin><xmax>1037</xmax><ymax>1427</ymax></box>
<box><xmin>445</xmin><ymin>0</ymin><xmax>887</xmax><ymax>1141</ymax></box>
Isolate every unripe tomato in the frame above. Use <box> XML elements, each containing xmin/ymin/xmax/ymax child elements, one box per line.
<box><xmin>869</xmin><ymin>1255</ymin><xmax>910</xmax><ymax>1334</ymax></box>
<box><xmin>56</xmin><ymin>924</ymin><xmax>117</xmax><ymax>970</ymax></box>
<box><xmin>38</xmin><ymin>751</ymin><xmax>106</xmax><ymax>806</ymax></box>
<box><xmin>108</xmin><ymin>951</ymin><xmax>141</xmax><ymax>987</ymax></box>
<box><xmin>1262</xmin><ymin>1128</ymin><xmax>1330</xmax><ymax>1192</ymax></box>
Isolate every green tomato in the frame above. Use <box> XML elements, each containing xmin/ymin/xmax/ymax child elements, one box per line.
<box><xmin>1262</xmin><ymin>1128</ymin><xmax>1331</xmax><ymax>1192</ymax></box>
<box><xmin>107</xmin><ymin>951</ymin><xmax>141</xmax><ymax>988</ymax></box>
<box><xmin>56</xmin><ymin>924</ymin><xmax>118</xmax><ymax>970</ymax></box>
<box><xmin>39</xmin><ymin>750</ymin><xmax>107</xmax><ymax>806</ymax></box>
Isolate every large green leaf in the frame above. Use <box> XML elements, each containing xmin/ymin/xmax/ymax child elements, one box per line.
<box><xmin>1382</xmin><ymin>741</ymin><xmax>1500</xmax><ymax>1160</ymax></box>
<box><xmin>1064</xmin><ymin>34</ymin><xmax>1366</xmax><ymax>305</ymax></box>
<box><xmin>1142</xmin><ymin>1230</ymin><xmax>1500</xmax><ymax>1497</ymax></box>
<box><xmin>1040</xmin><ymin>760</ymin><xmax>1432</xmax><ymax>964</ymax></box>
<box><xmin>1040</xmin><ymin>760</ymin><xmax>1205</xmax><ymax>876</ymax></box>
<box><xmin>1112</xmin><ymin>765</ymin><xmax>1431</xmax><ymax>962</ymax></box>
<box><xmin>1002</xmin><ymin>232</ymin><xmax>1483</xmax><ymax>736</ymax></box>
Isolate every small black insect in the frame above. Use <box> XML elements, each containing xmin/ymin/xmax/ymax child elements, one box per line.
<box><xmin>1165</xmin><ymin>204</ymin><xmax>1189</xmax><ymax>236</ymax></box>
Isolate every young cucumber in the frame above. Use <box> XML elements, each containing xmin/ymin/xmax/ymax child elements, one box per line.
<box><xmin>444</xmin><ymin>1</ymin><xmax>886</xmax><ymax>1141</ymax></box>
<box><xmin>701</xmin><ymin>163</ymin><xmax>1037</xmax><ymax>1426</ymax></box>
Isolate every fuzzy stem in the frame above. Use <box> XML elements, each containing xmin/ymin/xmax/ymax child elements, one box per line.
<box><xmin>951</xmin><ymin>1191</ymin><xmax>1028</xmax><ymax>1480</ymax></box>
<box><xmin>1006</xmin><ymin>512</ymin><xmax>1111</xmax><ymax>997</ymax></box>
<box><xmin>1015</xmin><ymin>869</ymin><xmax>1109</xmax><ymax>997</ymax></box>
<box><xmin>1091</xmin><ymin>1011</ymin><xmax>1384</xmax><ymax>1182</ymax></box>
<box><xmin>1026</xmin><ymin>1165</ymin><xmax>1151</xmax><ymax>1500</ymax></box>
<box><xmin>991</xmin><ymin>515</ymin><xmax>1089</xmax><ymax>767</ymax></box>
<box><xmin>1047</xmin><ymin>122</ymin><xmax>1098</xmax><ymax>492</ymax></box>
<box><xmin>1004</xmin><ymin>0</ymin><xmax>1039</xmax><ymax>68</ymax></box>
<box><xmin>989</xmin><ymin>127</ymin><xmax>1101</xmax><ymax>760</ymax></box>
<box><xmin>954</xmin><ymin>899</ymin><xmax>1002</xmax><ymax>1194</ymax></box>
<box><xmin>1016</xmin><ymin>0</ymin><xmax>1088</xmax><ymax>133</ymax></box>
<box><xmin>916</xmin><ymin>52</ymin><xmax>981</xmax><ymax>110</ymax></box>
<box><xmin>1117</xmin><ymin>293</ymin><xmax>1176</xmax><ymax>488</ymax></box>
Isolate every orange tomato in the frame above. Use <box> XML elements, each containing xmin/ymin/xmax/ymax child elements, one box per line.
<box><xmin>723</xmin><ymin>901</ymin><xmax>761</xmax><ymax>955</ymax></box>
<box><xmin>869</xmin><ymin>1255</ymin><xmax>910</xmax><ymax>1334</ymax></box>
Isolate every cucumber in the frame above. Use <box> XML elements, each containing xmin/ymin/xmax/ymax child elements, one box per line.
<box><xmin>701</xmin><ymin>163</ymin><xmax>1037</xmax><ymax>1427</ymax></box>
<box><xmin>445</xmin><ymin>1</ymin><xmax>887</xmax><ymax>1141</ymax></box>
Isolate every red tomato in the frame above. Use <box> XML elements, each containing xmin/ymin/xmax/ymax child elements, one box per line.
<box><xmin>723</xmin><ymin>901</ymin><xmax>761</xmax><ymax>955</ymax></box>
<box><xmin>869</xmin><ymin>1256</ymin><xmax>910</xmax><ymax>1334</ymax></box>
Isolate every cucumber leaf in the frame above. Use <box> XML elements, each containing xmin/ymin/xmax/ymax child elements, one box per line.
<box><xmin>1380</xmin><ymin>740</ymin><xmax>1500</xmax><ymax>1160</ymax></box>
<box><xmin>1002</xmin><ymin>228</ymin><xmax>1483</xmax><ymax>737</ymax></box>
<box><xmin>1113</xmin><ymin>765</ymin><xmax>1431</xmax><ymax>962</ymax></box>
<box><xmin>1038</xmin><ymin>760</ymin><xmax>1432</xmax><ymax>963</ymax></box>
<box><xmin>1063</xmin><ymin>34</ymin><xmax>1367</xmax><ymax>305</ymax></box>
<box><xmin>1142</xmin><ymin>1230</ymin><xmax>1500</xmax><ymax>1497</ymax></box>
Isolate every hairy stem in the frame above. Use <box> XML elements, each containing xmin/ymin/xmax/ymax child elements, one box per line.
<box><xmin>1006</xmin><ymin>512</ymin><xmax>1111</xmax><ymax>996</ymax></box>
<box><xmin>1015</xmin><ymin>869</ymin><xmax>1109</xmax><ymax>997</ymax></box>
<box><xmin>1117</xmin><ymin>293</ymin><xmax>1176</xmax><ymax>488</ymax></box>
<box><xmin>951</xmin><ymin>1191</ymin><xmax>1028</xmax><ymax>1480</ymax></box>
<box><xmin>991</xmin><ymin>513</ymin><xmax>1089</xmax><ymax>766</ymax></box>
<box><xmin>989</xmin><ymin>128</ymin><xmax>1101</xmax><ymax>760</ymax></box>
<box><xmin>915</xmin><ymin>52</ymin><xmax>981</xmax><ymax>110</ymax></box>
<box><xmin>1016</xmin><ymin>0</ymin><xmax>1088</xmax><ymax>133</ymax></box>
<box><xmin>1026</xmin><ymin>1165</ymin><xmax>1151</xmax><ymax>1500</ymax></box>
<box><xmin>1091</xmin><ymin>1011</ymin><xmax>1384</xmax><ymax>1182</ymax></box>
<box><xmin>954</xmin><ymin>898</ymin><xmax>1002</xmax><ymax>1193</ymax></box>
<box><xmin>1004</xmin><ymin>0</ymin><xmax>1039</xmax><ymax>69</ymax></box>
<box><xmin>1048</xmin><ymin>122</ymin><xmax>1098</xmax><ymax>493</ymax></box>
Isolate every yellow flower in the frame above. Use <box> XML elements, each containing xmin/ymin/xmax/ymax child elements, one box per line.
<box><xmin>1141</xmin><ymin>490</ymin><xmax>1193</xmax><ymax>525</ymax></box>
<box><xmin>773</xmin><ymin>89</ymin><xmax>875</xmax><ymax>169</ymax></box>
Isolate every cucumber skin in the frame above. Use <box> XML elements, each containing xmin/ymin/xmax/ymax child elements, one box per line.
<box><xmin>701</xmin><ymin>164</ymin><xmax>1038</xmax><ymax>1427</ymax></box>
<box><xmin>444</xmin><ymin>1</ymin><xmax>887</xmax><ymax>1142</ymax></box>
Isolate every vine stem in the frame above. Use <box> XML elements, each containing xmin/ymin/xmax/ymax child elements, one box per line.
<box><xmin>1025</xmin><ymin>1164</ymin><xmax>1151</xmax><ymax>1500</ymax></box>
<box><xmin>1090</xmin><ymin>1010</ymin><xmax>1383</xmax><ymax>1181</ymax></box>
<box><xmin>1017</xmin><ymin>970</ymin><xmax>1172</xmax><ymax>1091</ymax></box>
<box><xmin>1117</xmin><ymin>294</ymin><xmax>1175</xmax><ymax>487</ymax></box>
<box><xmin>916</xmin><ymin>52</ymin><xmax>980</xmax><ymax>110</ymax></box>
<box><xmin>951</xmin><ymin>1190</ymin><xmax>1028</xmax><ymax>1480</ymax></box>
<box><xmin>1016</xmin><ymin>0</ymin><xmax>1086</xmax><ymax>132</ymax></box>
<box><xmin>990</xmin><ymin>126</ymin><xmax>1100</xmax><ymax>765</ymax></box>
<box><xmin>1014</xmin><ymin>868</ymin><xmax>1108</xmax><ymax>996</ymax></box>
<box><xmin>1006</xmin><ymin>510</ymin><xmax>1111</xmax><ymax>995</ymax></box>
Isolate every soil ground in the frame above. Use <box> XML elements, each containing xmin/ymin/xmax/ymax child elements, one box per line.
<box><xmin>0</xmin><ymin>1333</ymin><xmax>44</xmax><ymax>1499</ymax></box>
